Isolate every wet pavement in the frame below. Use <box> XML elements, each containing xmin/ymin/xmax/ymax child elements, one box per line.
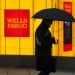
<box><xmin>0</xmin><ymin>67</ymin><xmax>74</xmax><ymax>75</ymax></box>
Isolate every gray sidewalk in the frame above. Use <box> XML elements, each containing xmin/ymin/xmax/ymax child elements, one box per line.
<box><xmin>0</xmin><ymin>67</ymin><xmax>74</xmax><ymax>75</ymax></box>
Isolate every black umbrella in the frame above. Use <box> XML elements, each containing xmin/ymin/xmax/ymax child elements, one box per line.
<box><xmin>32</xmin><ymin>8</ymin><xmax>75</xmax><ymax>22</ymax></box>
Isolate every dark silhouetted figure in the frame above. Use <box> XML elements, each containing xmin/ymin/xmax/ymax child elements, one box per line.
<box><xmin>35</xmin><ymin>19</ymin><xmax>58</xmax><ymax>75</ymax></box>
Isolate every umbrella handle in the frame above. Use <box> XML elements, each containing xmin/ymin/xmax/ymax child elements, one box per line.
<box><xmin>52</xmin><ymin>21</ymin><xmax>55</xmax><ymax>37</ymax></box>
<box><xmin>34</xmin><ymin>19</ymin><xmax>36</xmax><ymax>21</ymax></box>
<box><xmin>52</xmin><ymin>21</ymin><xmax>58</xmax><ymax>44</ymax></box>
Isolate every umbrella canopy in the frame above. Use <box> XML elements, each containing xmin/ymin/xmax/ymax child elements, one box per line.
<box><xmin>32</xmin><ymin>8</ymin><xmax>75</xmax><ymax>22</ymax></box>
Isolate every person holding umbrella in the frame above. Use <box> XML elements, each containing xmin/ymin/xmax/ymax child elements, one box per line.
<box><xmin>32</xmin><ymin>8</ymin><xmax>75</xmax><ymax>75</ymax></box>
<box><xmin>35</xmin><ymin>19</ymin><xmax>58</xmax><ymax>75</ymax></box>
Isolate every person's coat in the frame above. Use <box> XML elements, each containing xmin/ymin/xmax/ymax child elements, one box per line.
<box><xmin>35</xmin><ymin>21</ymin><xmax>57</xmax><ymax>72</ymax></box>
<box><xmin>35</xmin><ymin>21</ymin><xmax>56</xmax><ymax>57</ymax></box>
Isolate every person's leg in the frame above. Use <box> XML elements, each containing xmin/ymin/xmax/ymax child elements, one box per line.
<box><xmin>38</xmin><ymin>56</ymin><xmax>51</xmax><ymax>75</ymax></box>
<box><xmin>38</xmin><ymin>70</ymin><xmax>50</xmax><ymax>75</ymax></box>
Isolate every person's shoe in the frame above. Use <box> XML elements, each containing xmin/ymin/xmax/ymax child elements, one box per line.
<box><xmin>38</xmin><ymin>73</ymin><xmax>42</xmax><ymax>75</ymax></box>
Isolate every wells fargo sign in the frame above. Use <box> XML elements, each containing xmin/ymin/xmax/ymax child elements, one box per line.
<box><xmin>63</xmin><ymin>2</ymin><xmax>72</xmax><ymax>51</ymax></box>
<box><xmin>63</xmin><ymin>2</ymin><xmax>72</xmax><ymax>14</ymax></box>
<box><xmin>4</xmin><ymin>9</ymin><xmax>30</xmax><ymax>37</ymax></box>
